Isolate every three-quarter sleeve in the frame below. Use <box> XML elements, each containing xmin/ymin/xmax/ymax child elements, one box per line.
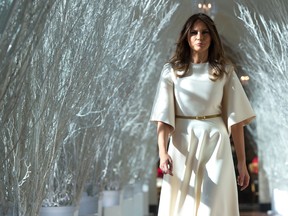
<box><xmin>221</xmin><ymin>65</ymin><xmax>256</xmax><ymax>135</ymax></box>
<box><xmin>150</xmin><ymin>63</ymin><xmax>175</xmax><ymax>130</ymax></box>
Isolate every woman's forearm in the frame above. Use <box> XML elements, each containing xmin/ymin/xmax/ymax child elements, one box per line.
<box><xmin>157</xmin><ymin>121</ymin><xmax>172</xmax><ymax>156</ymax></box>
<box><xmin>231</xmin><ymin>122</ymin><xmax>246</xmax><ymax>163</ymax></box>
<box><xmin>157</xmin><ymin>121</ymin><xmax>173</xmax><ymax>175</ymax></box>
<box><xmin>231</xmin><ymin>122</ymin><xmax>250</xmax><ymax>190</ymax></box>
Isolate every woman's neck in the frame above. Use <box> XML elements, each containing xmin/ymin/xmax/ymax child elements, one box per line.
<box><xmin>191</xmin><ymin>52</ymin><xmax>208</xmax><ymax>64</ymax></box>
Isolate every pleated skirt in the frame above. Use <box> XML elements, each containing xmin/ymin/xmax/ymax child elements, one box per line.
<box><xmin>157</xmin><ymin>117</ymin><xmax>239</xmax><ymax>216</ymax></box>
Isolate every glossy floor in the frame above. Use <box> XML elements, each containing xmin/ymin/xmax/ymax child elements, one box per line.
<box><xmin>149</xmin><ymin>204</ymin><xmax>271</xmax><ymax>216</ymax></box>
<box><xmin>240</xmin><ymin>212</ymin><xmax>268</xmax><ymax>216</ymax></box>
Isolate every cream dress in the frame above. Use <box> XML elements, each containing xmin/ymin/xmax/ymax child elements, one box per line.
<box><xmin>150</xmin><ymin>63</ymin><xmax>255</xmax><ymax>216</ymax></box>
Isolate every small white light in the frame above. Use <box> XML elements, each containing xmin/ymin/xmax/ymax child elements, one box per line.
<box><xmin>240</xmin><ymin>75</ymin><xmax>250</xmax><ymax>81</ymax></box>
<box><xmin>142</xmin><ymin>184</ymin><xmax>149</xmax><ymax>192</ymax></box>
<box><xmin>208</xmin><ymin>3</ymin><xmax>212</xmax><ymax>8</ymax></box>
<box><xmin>198</xmin><ymin>3</ymin><xmax>202</xmax><ymax>8</ymax></box>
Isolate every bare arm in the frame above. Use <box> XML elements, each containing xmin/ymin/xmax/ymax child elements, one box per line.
<box><xmin>231</xmin><ymin>122</ymin><xmax>250</xmax><ymax>191</ymax></box>
<box><xmin>157</xmin><ymin>121</ymin><xmax>173</xmax><ymax>176</ymax></box>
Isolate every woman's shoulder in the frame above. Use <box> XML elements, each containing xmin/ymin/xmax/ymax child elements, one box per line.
<box><xmin>223</xmin><ymin>62</ymin><xmax>236</xmax><ymax>80</ymax></box>
<box><xmin>160</xmin><ymin>63</ymin><xmax>174</xmax><ymax>83</ymax></box>
<box><xmin>224</xmin><ymin>62</ymin><xmax>235</xmax><ymax>74</ymax></box>
<box><xmin>161</xmin><ymin>63</ymin><xmax>172</xmax><ymax>76</ymax></box>
<box><xmin>162</xmin><ymin>62</ymin><xmax>172</xmax><ymax>71</ymax></box>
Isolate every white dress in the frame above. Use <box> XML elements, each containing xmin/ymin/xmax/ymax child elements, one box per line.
<box><xmin>150</xmin><ymin>63</ymin><xmax>255</xmax><ymax>216</ymax></box>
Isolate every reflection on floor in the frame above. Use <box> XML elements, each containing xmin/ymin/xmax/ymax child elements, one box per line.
<box><xmin>240</xmin><ymin>212</ymin><xmax>268</xmax><ymax>216</ymax></box>
<box><xmin>239</xmin><ymin>204</ymin><xmax>270</xmax><ymax>216</ymax></box>
<box><xmin>148</xmin><ymin>210</ymin><xmax>268</xmax><ymax>216</ymax></box>
<box><xmin>148</xmin><ymin>205</ymin><xmax>270</xmax><ymax>216</ymax></box>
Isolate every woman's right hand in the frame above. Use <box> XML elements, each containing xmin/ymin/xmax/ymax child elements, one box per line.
<box><xmin>157</xmin><ymin>121</ymin><xmax>173</xmax><ymax>176</ymax></box>
<box><xmin>159</xmin><ymin>153</ymin><xmax>173</xmax><ymax>176</ymax></box>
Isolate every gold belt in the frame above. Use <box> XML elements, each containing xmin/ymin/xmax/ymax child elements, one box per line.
<box><xmin>175</xmin><ymin>114</ymin><xmax>222</xmax><ymax>120</ymax></box>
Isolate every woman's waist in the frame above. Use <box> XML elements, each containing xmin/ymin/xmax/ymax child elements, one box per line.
<box><xmin>175</xmin><ymin>113</ymin><xmax>222</xmax><ymax>120</ymax></box>
<box><xmin>174</xmin><ymin>116</ymin><xmax>228</xmax><ymax>136</ymax></box>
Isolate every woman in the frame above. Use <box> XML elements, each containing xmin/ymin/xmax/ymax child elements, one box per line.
<box><xmin>150</xmin><ymin>13</ymin><xmax>255</xmax><ymax>216</ymax></box>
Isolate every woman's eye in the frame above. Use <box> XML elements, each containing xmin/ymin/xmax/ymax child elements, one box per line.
<box><xmin>190</xmin><ymin>30</ymin><xmax>209</xmax><ymax>36</ymax></box>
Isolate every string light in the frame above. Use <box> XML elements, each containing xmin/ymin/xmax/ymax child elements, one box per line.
<box><xmin>198</xmin><ymin>1</ymin><xmax>212</xmax><ymax>13</ymax></box>
<box><xmin>240</xmin><ymin>75</ymin><xmax>250</xmax><ymax>85</ymax></box>
<box><xmin>240</xmin><ymin>75</ymin><xmax>250</xmax><ymax>81</ymax></box>
<box><xmin>198</xmin><ymin>3</ymin><xmax>212</xmax><ymax>9</ymax></box>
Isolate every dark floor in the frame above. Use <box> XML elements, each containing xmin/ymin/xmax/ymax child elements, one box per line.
<box><xmin>240</xmin><ymin>213</ymin><xmax>268</xmax><ymax>216</ymax></box>
<box><xmin>239</xmin><ymin>204</ymin><xmax>276</xmax><ymax>216</ymax></box>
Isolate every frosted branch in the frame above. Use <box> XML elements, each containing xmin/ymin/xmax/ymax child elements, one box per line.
<box><xmin>236</xmin><ymin>0</ymin><xmax>288</xmax><ymax>190</ymax></box>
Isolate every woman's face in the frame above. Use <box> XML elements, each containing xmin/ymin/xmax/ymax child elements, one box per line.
<box><xmin>187</xmin><ymin>20</ymin><xmax>211</xmax><ymax>54</ymax></box>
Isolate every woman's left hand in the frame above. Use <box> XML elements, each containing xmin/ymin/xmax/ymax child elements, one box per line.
<box><xmin>237</xmin><ymin>162</ymin><xmax>250</xmax><ymax>191</ymax></box>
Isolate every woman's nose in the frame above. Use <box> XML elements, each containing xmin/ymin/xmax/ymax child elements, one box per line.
<box><xmin>196</xmin><ymin>32</ymin><xmax>203</xmax><ymax>39</ymax></box>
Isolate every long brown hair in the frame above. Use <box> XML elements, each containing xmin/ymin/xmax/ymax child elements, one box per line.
<box><xmin>169</xmin><ymin>13</ymin><xmax>227</xmax><ymax>79</ymax></box>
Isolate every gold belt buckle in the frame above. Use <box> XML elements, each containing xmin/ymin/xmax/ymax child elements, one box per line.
<box><xmin>196</xmin><ymin>116</ymin><xmax>205</xmax><ymax>120</ymax></box>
